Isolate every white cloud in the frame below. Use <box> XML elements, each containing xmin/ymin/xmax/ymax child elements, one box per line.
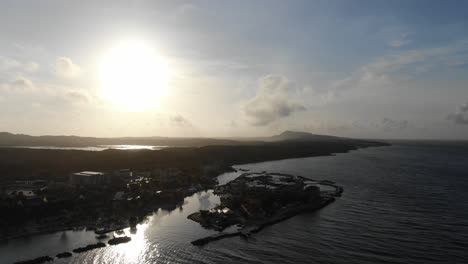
<box><xmin>175</xmin><ymin>3</ymin><xmax>200</xmax><ymax>16</ymax></box>
<box><xmin>388</xmin><ymin>40</ymin><xmax>410</xmax><ymax>48</ymax></box>
<box><xmin>63</xmin><ymin>90</ymin><xmax>90</xmax><ymax>104</ymax></box>
<box><xmin>23</xmin><ymin>61</ymin><xmax>39</xmax><ymax>72</ymax></box>
<box><xmin>12</xmin><ymin>77</ymin><xmax>34</xmax><ymax>90</ymax></box>
<box><xmin>388</xmin><ymin>33</ymin><xmax>412</xmax><ymax>48</ymax></box>
<box><xmin>1</xmin><ymin>76</ymin><xmax>35</xmax><ymax>92</ymax></box>
<box><xmin>352</xmin><ymin>118</ymin><xmax>410</xmax><ymax>131</ymax></box>
<box><xmin>53</xmin><ymin>57</ymin><xmax>81</xmax><ymax>78</ymax></box>
<box><xmin>447</xmin><ymin>101</ymin><xmax>468</xmax><ymax>125</ymax></box>
<box><xmin>169</xmin><ymin>114</ymin><xmax>193</xmax><ymax>127</ymax></box>
<box><xmin>0</xmin><ymin>56</ymin><xmax>20</xmax><ymax>70</ymax></box>
<box><xmin>376</xmin><ymin>118</ymin><xmax>409</xmax><ymax>130</ymax></box>
<box><xmin>243</xmin><ymin>75</ymin><xmax>306</xmax><ymax>126</ymax></box>
<box><xmin>0</xmin><ymin>56</ymin><xmax>39</xmax><ymax>73</ymax></box>
<box><xmin>333</xmin><ymin>40</ymin><xmax>468</xmax><ymax>94</ymax></box>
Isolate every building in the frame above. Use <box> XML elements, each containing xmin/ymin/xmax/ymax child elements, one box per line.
<box><xmin>69</xmin><ymin>171</ymin><xmax>109</xmax><ymax>185</ymax></box>
<box><xmin>13</xmin><ymin>180</ymin><xmax>47</xmax><ymax>188</ymax></box>
<box><xmin>4</xmin><ymin>180</ymin><xmax>48</xmax><ymax>198</ymax></box>
<box><xmin>6</xmin><ymin>189</ymin><xmax>37</xmax><ymax>198</ymax></box>
<box><xmin>113</xmin><ymin>169</ymin><xmax>133</xmax><ymax>178</ymax></box>
<box><xmin>112</xmin><ymin>191</ymin><xmax>128</xmax><ymax>209</ymax></box>
<box><xmin>152</xmin><ymin>168</ymin><xmax>182</xmax><ymax>186</ymax></box>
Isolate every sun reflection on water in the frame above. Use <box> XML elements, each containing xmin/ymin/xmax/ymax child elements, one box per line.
<box><xmin>106</xmin><ymin>221</ymin><xmax>153</xmax><ymax>264</ymax></box>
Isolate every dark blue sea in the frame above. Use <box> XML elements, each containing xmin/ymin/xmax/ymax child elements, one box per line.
<box><xmin>1</xmin><ymin>142</ymin><xmax>467</xmax><ymax>264</ymax></box>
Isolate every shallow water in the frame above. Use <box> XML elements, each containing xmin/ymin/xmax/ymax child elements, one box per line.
<box><xmin>1</xmin><ymin>143</ymin><xmax>467</xmax><ymax>263</ymax></box>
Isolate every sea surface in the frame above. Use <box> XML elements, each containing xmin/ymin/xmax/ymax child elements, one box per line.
<box><xmin>1</xmin><ymin>142</ymin><xmax>467</xmax><ymax>264</ymax></box>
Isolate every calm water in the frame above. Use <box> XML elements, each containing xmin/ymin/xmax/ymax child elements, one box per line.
<box><xmin>1</xmin><ymin>143</ymin><xmax>467</xmax><ymax>264</ymax></box>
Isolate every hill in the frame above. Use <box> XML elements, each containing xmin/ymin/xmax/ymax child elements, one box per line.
<box><xmin>267</xmin><ymin>131</ymin><xmax>342</xmax><ymax>142</ymax></box>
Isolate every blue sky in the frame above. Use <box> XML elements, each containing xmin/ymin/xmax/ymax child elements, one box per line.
<box><xmin>0</xmin><ymin>0</ymin><xmax>467</xmax><ymax>139</ymax></box>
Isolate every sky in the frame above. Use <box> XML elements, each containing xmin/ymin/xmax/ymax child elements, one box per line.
<box><xmin>0</xmin><ymin>0</ymin><xmax>467</xmax><ymax>139</ymax></box>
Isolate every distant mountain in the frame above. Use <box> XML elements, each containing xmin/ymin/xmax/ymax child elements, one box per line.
<box><xmin>0</xmin><ymin>131</ymin><xmax>384</xmax><ymax>148</ymax></box>
<box><xmin>267</xmin><ymin>131</ymin><xmax>341</xmax><ymax>142</ymax></box>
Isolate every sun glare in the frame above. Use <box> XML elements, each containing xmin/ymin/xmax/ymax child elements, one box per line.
<box><xmin>99</xmin><ymin>40</ymin><xmax>169</xmax><ymax>111</ymax></box>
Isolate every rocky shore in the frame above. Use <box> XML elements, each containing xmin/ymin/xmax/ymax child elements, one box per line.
<box><xmin>55</xmin><ymin>252</ymin><xmax>72</xmax><ymax>258</ymax></box>
<box><xmin>13</xmin><ymin>235</ymin><xmax>132</xmax><ymax>264</ymax></box>
<box><xmin>13</xmin><ymin>256</ymin><xmax>53</xmax><ymax>264</ymax></box>
<box><xmin>72</xmin><ymin>242</ymin><xmax>106</xmax><ymax>253</ymax></box>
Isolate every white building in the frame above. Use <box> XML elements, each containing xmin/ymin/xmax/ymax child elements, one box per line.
<box><xmin>69</xmin><ymin>171</ymin><xmax>109</xmax><ymax>185</ymax></box>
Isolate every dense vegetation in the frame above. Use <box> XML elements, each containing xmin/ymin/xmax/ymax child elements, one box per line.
<box><xmin>0</xmin><ymin>139</ymin><xmax>387</xmax><ymax>181</ymax></box>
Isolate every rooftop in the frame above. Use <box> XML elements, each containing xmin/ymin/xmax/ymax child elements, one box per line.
<box><xmin>73</xmin><ymin>171</ymin><xmax>104</xmax><ymax>176</ymax></box>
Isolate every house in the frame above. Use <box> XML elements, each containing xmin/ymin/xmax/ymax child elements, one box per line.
<box><xmin>112</xmin><ymin>191</ymin><xmax>127</xmax><ymax>209</ymax></box>
<box><xmin>113</xmin><ymin>191</ymin><xmax>127</xmax><ymax>201</ymax></box>
<box><xmin>6</xmin><ymin>189</ymin><xmax>37</xmax><ymax>198</ymax></box>
<box><xmin>5</xmin><ymin>180</ymin><xmax>48</xmax><ymax>198</ymax></box>
<box><xmin>114</xmin><ymin>169</ymin><xmax>133</xmax><ymax>178</ymax></box>
<box><xmin>152</xmin><ymin>168</ymin><xmax>182</xmax><ymax>186</ymax></box>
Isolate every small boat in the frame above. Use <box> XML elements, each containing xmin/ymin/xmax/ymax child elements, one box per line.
<box><xmin>96</xmin><ymin>234</ymin><xmax>108</xmax><ymax>239</ymax></box>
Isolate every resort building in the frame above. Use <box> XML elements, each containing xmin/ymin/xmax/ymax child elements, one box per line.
<box><xmin>69</xmin><ymin>171</ymin><xmax>109</xmax><ymax>185</ymax></box>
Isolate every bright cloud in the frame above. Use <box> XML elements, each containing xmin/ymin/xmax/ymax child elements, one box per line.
<box><xmin>169</xmin><ymin>114</ymin><xmax>193</xmax><ymax>127</ymax></box>
<box><xmin>53</xmin><ymin>57</ymin><xmax>81</xmax><ymax>78</ymax></box>
<box><xmin>244</xmin><ymin>75</ymin><xmax>306</xmax><ymax>126</ymax></box>
<box><xmin>0</xmin><ymin>77</ymin><xmax>35</xmax><ymax>93</ymax></box>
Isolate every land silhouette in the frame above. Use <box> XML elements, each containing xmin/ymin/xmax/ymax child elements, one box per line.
<box><xmin>0</xmin><ymin>131</ymin><xmax>388</xmax><ymax>181</ymax></box>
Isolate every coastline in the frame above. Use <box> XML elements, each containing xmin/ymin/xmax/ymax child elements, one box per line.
<box><xmin>0</xmin><ymin>143</ymin><xmax>388</xmax><ymax>243</ymax></box>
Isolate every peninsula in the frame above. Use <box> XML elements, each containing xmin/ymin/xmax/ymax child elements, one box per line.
<box><xmin>188</xmin><ymin>172</ymin><xmax>343</xmax><ymax>245</ymax></box>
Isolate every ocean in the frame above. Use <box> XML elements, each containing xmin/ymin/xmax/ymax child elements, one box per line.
<box><xmin>1</xmin><ymin>142</ymin><xmax>467</xmax><ymax>264</ymax></box>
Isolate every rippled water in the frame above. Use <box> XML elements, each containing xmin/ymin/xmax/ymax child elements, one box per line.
<box><xmin>1</xmin><ymin>143</ymin><xmax>467</xmax><ymax>263</ymax></box>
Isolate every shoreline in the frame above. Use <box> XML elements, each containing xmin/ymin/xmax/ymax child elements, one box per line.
<box><xmin>1</xmin><ymin>144</ymin><xmax>383</xmax><ymax>243</ymax></box>
<box><xmin>0</xmin><ymin>199</ymin><xmax>185</xmax><ymax>243</ymax></box>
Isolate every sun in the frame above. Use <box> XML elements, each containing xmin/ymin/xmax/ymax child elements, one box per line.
<box><xmin>98</xmin><ymin>40</ymin><xmax>169</xmax><ymax>111</ymax></box>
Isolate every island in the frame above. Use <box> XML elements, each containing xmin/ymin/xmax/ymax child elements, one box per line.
<box><xmin>188</xmin><ymin>172</ymin><xmax>343</xmax><ymax>245</ymax></box>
